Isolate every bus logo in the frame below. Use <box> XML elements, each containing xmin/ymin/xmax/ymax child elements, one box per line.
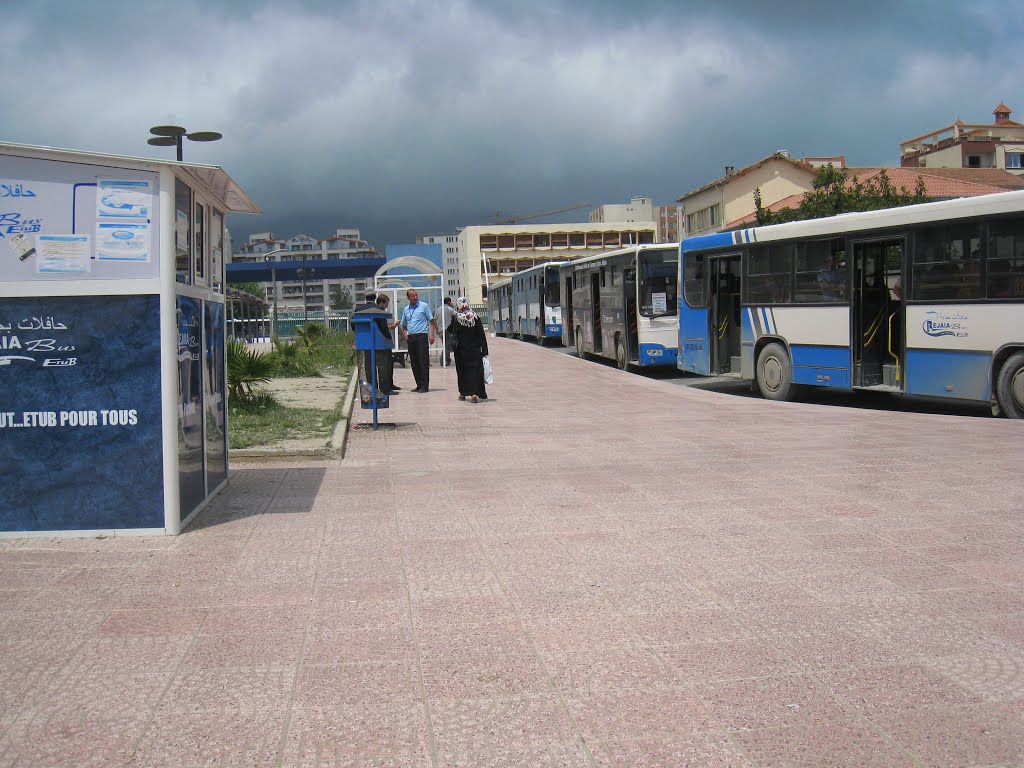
<box><xmin>922</xmin><ymin>311</ymin><xmax>968</xmax><ymax>338</ymax></box>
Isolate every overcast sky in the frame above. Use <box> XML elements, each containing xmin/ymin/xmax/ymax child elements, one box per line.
<box><xmin>4</xmin><ymin>0</ymin><xmax>1022</xmax><ymax>250</ymax></box>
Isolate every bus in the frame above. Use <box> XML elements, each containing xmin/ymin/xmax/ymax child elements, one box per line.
<box><xmin>677</xmin><ymin>190</ymin><xmax>1024</xmax><ymax>417</ymax></box>
<box><xmin>487</xmin><ymin>276</ymin><xmax>514</xmax><ymax>336</ymax></box>
<box><xmin>560</xmin><ymin>244</ymin><xmax>678</xmax><ymax>369</ymax></box>
<box><xmin>507</xmin><ymin>261</ymin><xmax>567</xmax><ymax>344</ymax></box>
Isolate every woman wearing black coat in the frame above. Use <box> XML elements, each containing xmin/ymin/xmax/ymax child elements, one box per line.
<box><xmin>451</xmin><ymin>297</ymin><xmax>488</xmax><ymax>402</ymax></box>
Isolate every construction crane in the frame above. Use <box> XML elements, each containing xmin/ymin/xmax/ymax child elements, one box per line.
<box><xmin>493</xmin><ymin>201</ymin><xmax>591</xmax><ymax>225</ymax></box>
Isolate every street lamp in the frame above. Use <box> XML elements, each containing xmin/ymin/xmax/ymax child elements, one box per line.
<box><xmin>261</xmin><ymin>248</ymin><xmax>287</xmax><ymax>340</ymax></box>
<box><xmin>147</xmin><ymin>125</ymin><xmax>222</xmax><ymax>162</ymax></box>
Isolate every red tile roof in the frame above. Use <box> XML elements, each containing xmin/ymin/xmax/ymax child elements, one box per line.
<box><xmin>723</xmin><ymin>168</ymin><xmax>1024</xmax><ymax>229</ymax></box>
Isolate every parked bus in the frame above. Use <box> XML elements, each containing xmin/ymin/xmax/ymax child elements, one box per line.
<box><xmin>487</xmin><ymin>276</ymin><xmax>514</xmax><ymax>336</ymax></box>
<box><xmin>677</xmin><ymin>190</ymin><xmax>1024</xmax><ymax>417</ymax></box>
<box><xmin>507</xmin><ymin>261</ymin><xmax>567</xmax><ymax>344</ymax></box>
<box><xmin>560</xmin><ymin>244</ymin><xmax>678</xmax><ymax>369</ymax></box>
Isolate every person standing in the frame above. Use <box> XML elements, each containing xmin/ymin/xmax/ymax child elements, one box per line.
<box><xmin>441</xmin><ymin>296</ymin><xmax>457</xmax><ymax>366</ymax></box>
<box><xmin>355</xmin><ymin>291</ymin><xmax>378</xmax><ymax>394</ymax></box>
<box><xmin>375</xmin><ymin>294</ymin><xmax>400</xmax><ymax>395</ymax></box>
<box><xmin>451</xmin><ymin>297</ymin><xmax>488</xmax><ymax>402</ymax></box>
<box><xmin>400</xmin><ymin>289</ymin><xmax>437</xmax><ymax>393</ymax></box>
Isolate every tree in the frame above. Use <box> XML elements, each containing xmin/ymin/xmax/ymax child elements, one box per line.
<box><xmin>755</xmin><ymin>165</ymin><xmax>930</xmax><ymax>226</ymax></box>
<box><xmin>229</xmin><ymin>281</ymin><xmax>266</xmax><ymax>299</ymax></box>
<box><xmin>330</xmin><ymin>284</ymin><xmax>353</xmax><ymax>310</ymax></box>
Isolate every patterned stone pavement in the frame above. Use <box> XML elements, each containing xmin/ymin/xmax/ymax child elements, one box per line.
<box><xmin>1</xmin><ymin>337</ymin><xmax>1022</xmax><ymax>767</ymax></box>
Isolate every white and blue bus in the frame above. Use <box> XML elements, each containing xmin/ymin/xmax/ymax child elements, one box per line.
<box><xmin>507</xmin><ymin>261</ymin><xmax>567</xmax><ymax>344</ymax></box>
<box><xmin>677</xmin><ymin>191</ymin><xmax>1024</xmax><ymax>417</ymax></box>
<box><xmin>487</xmin><ymin>275</ymin><xmax>514</xmax><ymax>336</ymax></box>
<box><xmin>561</xmin><ymin>244</ymin><xmax>678</xmax><ymax>369</ymax></box>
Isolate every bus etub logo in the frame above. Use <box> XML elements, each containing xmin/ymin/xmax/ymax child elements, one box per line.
<box><xmin>922</xmin><ymin>310</ymin><xmax>968</xmax><ymax>338</ymax></box>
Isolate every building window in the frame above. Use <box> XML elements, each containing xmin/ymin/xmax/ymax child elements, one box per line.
<box><xmin>1007</xmin><ymin>153</ymin><xmax>1023</xmax><ymax>170</ymax></box>
<box><xmin>967</xmin><ymin>155</ymin><xmax>981</xmax><ymax>168</ymax></box>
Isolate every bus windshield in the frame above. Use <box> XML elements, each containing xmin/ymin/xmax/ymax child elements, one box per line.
<box><xmin>638</xmin><ymin>249</ymin><xmax>678</xmax><ymax>317</ymax></box>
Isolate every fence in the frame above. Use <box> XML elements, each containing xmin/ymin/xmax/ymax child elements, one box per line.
<box><xmin>227</xmin><ymin>310</ymin><xmax>352</xmax><ymax>341</ymax></box>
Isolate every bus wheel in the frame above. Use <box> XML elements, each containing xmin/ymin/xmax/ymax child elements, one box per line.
<box><xmin>615</xmin><ymin>337</ymin><xmax>628</xmax><ymax>371</ymax></box>
<box><xmin>575</xmin><ymin>328</ymin><xmax>585</xmax><ymax>358</ymax></box>
<box><xmin>995</xmin><ymin>351</ymin><xmax>1024</xmax><ymax>419</ymax></box>
<box><xmin>756</xmin><ymin>342</ymin><xmax>795</xmax><ymax>402</ymax></box>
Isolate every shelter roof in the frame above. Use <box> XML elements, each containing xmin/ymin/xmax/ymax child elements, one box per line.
<box><xmin>0</xmin><ymin>141</ymin><xmax>261</xmax><ymax>215</ymax></box>
<box><xmin>226</xmin><ymin>256</ymin><xmax>386</xmax><ymax>282</ymax></box>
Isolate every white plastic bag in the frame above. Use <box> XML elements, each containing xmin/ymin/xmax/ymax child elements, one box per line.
<box><xmin>482</xmin><ymin>356</ymin><xmax>495</xmax><ymax>385</ymax></box>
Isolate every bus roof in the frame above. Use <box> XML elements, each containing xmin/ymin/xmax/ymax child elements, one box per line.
<box><xmin>681</xmin><ymin>189</ymin><xmax>1024</xmax><ymax>254</ymax></box>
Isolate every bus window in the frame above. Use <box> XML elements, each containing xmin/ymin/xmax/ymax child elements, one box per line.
<box><xmin>795</xmin><ymin>238</ymin><xmax>846</xmax><ymax>302</ymax></box>
<box><xmin>638</xmin><ymin>248</ymin><xmax>678</xmax><ymax>316</ymax></box>
<box><xmin>683</xmin><ymin>252</ymin><xmax>705</xmax><ymax>308</ymax></box>
<box><xmin>746</xmin><ymin>244</ymin><xmax>793</xmax><ymax>304</ymax></box>
<box><xmin>912</xmin><ymin>223</ymin><xmax>982</xmax><ymax>301</ymax></box>
<box><xmin>988</xmin><ymin>218</ymin><xmax>1024</xmax><ymax>299</ymax></box>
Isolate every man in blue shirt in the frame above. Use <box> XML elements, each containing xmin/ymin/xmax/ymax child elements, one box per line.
<box><xmin>400</xmin><ymin>289</ymin><xmax>437</xmax><ymax>392</ymax></box>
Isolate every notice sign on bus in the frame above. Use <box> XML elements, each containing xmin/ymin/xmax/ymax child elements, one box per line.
<box><xmin>651</xmin><ymin>292</ymin><xmax>668</xmax><ymax>314</ymax></box>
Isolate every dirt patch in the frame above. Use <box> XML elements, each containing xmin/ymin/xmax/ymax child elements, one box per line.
<box><xmin>262</xmin><ymin>372</ymin><xmax>349</xmax><ymax>410</ymax></box>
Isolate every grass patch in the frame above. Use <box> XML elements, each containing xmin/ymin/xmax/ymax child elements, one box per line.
<box><xmin>229</xmin><ymin>391</ymin><xmax>344</xmax><ymax>449</ymax></box>
<box><xmin>269</xmin><ymin>328</ymin><xmax>355</xmax><ymax>378</ymax></box>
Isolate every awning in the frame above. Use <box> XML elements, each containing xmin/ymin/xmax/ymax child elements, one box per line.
<box><xmin>226</xmin><ymin>257</ymin><xmax>387</xmax><ymax>283</ymax></box>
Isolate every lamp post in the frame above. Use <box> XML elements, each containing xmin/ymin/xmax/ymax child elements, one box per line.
<box><xmin>261</xmin><ymin>248</ymin><xmax>287</xmax><ymax>340</ymax></box>
<box><xmin>147</xmin><ymin>125</ymin><xmax>222</xmax><ymax>161</ymax></box>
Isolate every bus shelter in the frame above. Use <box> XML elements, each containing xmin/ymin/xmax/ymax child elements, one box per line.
<box><xmin>0</xmin><ymin>141</ymin><xmax>260</xmax><ymax>536</ymax></box>
<box><xmin>373</xmin><ymin>256</ymin><xmax>448</xmax><ymax>366</ymax></box>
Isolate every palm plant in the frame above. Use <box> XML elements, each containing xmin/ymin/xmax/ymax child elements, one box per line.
<box><xmin>227</xmin><ymin>337</ymin><xmax>274</xmax><ymax>402</ymax></box>
<box><xmin>294</xmin><ymin>322</ymin><xmax>326</xmax><ymax>352</ymax></box>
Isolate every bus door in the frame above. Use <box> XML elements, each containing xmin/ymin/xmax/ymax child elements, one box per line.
<box><xmin>852</xmin><ymin>238</ymin><xmax>904</xmax><ymax>389</ymax></box>
<box><xmin>563</xmin><ymin>274</ymin><xmax>574</xmax><ymax>346</ymax></box>
<box><xmin>590</xmin><ymin>271</ymin><xmax>603</xmax><ymax>353</ymax></box>
<box><xmin>624</xmin><ymin>266</ymin><xmax>639</xmax><ymax>359</ymax></box>
<box><xmin>708</xmin><ymin>255</ymin><xmax>742</xmax><ymax>375</ymax></box>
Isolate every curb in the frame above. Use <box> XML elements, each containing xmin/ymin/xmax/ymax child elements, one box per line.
<box><xmin>330</xmin><ymin>371</ymin><xmax>359</xmax><ymax>458</ymax></box>
<box><xmin>231</xmin><ymin>373</ymin><xmax>356</xmax><ymax>462</ymax></box>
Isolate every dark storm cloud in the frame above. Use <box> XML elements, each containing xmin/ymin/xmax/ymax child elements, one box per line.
<box><xmin>2</xmin><ymin>0</ymin><xmax>1020</xmax><ymax>247</ymax></box>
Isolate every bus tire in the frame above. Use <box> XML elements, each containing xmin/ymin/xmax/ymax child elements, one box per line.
<box><xmin>615</xmin><ymin>336</ymin><xmax>628</xmax><ymax>371</ymax></box>
<box><xmin>756</xmin><ymin>342</ymin><xmax>796</xmax><ymax>402</ymax></box>
<box><xmin>575</xmin><ymin>328</ymin><xmax>585</xmax><ymax>358</ymax></box>
<box><xmin>995</xmin><ymin>351</ymin><xmax>1024</xmax><ymax>419</ymax></box>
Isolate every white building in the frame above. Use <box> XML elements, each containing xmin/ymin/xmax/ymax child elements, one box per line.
<box><xmin>231</xmin><ymin>227</ymin><xmax>379</xmax><ymax>312</ymax></box>
<box><xmin>417</xmin><ymin>232</ymin><xmax>463</xmax><ymax>298</ymax></box>
<box><xmin>457</xmin><ymin>222</ymin><xmax>657</xmax><ymax>306</ymax></box>
<box><xmin>589</xmin><ymin>196</ymin><xmax>655</xmax><ymax>224</ymax></box>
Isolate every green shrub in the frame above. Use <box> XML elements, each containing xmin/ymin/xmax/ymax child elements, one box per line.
<box><xmin>227</xmin><ymin>338</ymin><xmax>274</xmax><ymax>402</ymax></box>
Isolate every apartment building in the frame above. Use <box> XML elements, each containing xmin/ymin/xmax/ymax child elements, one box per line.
<box><xmin>231</xmin><ymin>227</ymin><xmax>379</xmax><ymax>313</ymax></box>
<box><xmin>900</xmin><ymin>104</ymin><xmax>1024</xmax><ymax>175</ymax></box>
<box><xmin>457</xmin><ymin>222</ymin><xmax>657</xmax><ymax>306</ymax></box>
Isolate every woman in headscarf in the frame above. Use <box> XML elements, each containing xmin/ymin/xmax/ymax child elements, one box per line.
<box><xmin>451</xmin><ymin>297</ymin><xmax>489</xmax><ymax>402</ymax></box>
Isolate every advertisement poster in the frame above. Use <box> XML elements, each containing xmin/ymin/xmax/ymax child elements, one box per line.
<box><xmin>96</xmin><ymin>222</ymin><xmax>150</xmax><ymax>262</ymax></box>
<box><xmin>37</xmin><ymin>234</ymin><xmax>91</xmax><ymax>273</ymax></box>
<box><xmin>0</xmin><ymin>295</ymin><xmax>163</xmax><ymax>531</ymax></box>
<box><xmin>97</xmin><ymin>179</ymin><xmax>151</xmax><ymax>219</ymax></box>
<box><xmin>204</xmin><ymin>301</ymin><xmax>227</xmax><ymax>492</ymax></box>
<box><xmin>177</xmin><ymin>296</ymin><xmax>205</xmax><ymax>515</ymax></box>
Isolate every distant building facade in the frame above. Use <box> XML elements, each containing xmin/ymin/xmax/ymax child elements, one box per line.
<box><xmin>416</xmin><ymin>232</ymin><xmax>462</xmax><ymax>298</ymax></box>
<box><xmin>231</xmin><ymin>227</ymin><xmax>379</xmax><ymax>313</ymax></box>
<box><xmin>900</xmin><ymin>104</ymin><xmax>1024</xmax><ymax>175</ymax></box>
<box><xmin>458</xmin><ymin>222</ymin><xmax>657</xmax><ymax>306</ymax></box>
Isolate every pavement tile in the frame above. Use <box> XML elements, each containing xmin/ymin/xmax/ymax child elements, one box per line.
<box><xmin>130</xmin><ymin>708</ymin><xmax>289</xmax><ymax>768</ymax></box>
<box><xmin>730</xmin><ymin>718</ymin><xmax>917</xmax><ymax>767</ymax></box>
<box><xmin>281</xmin><ymin>702</ymin><xmax>430</xmax><ymax>763</ymax></box>
<box><xmin>158</xmin><ymin>667</ymin><xmax>296</xmax><ymax>714</ymax></box>
<box><xmin>871</xmin><ymin>704</ymin><xmax>1024</xmax><ymax>767</ymax></box>
<box><xmin>590</xmin><ymin>733</ymin><xmax>755</xmax><ymax>767</ymax></box>
<box><xmin>182</xmin><ymin>629</ymin><xmax>306</xmax><ymax>669</ymax></box>
<box><xmin>0</xmin><ymin>713</ymin><xmax>146</xmax><ymax>768</ymax></box>
<box><xmin>541</xmin><ymin>648</ymin><xmax>675</xmax><ymax>695</ymax></box>
<box><xmin>303</xmin><ymin>626</ymin><xmax>418</xmax><ymax>664</ymax></box>
<box><xmin>694</xmin><ymin>674</ymin><xmax>849</xmax><ymax>731</ymax></box>
<box><xmin>98</xmin><ymin>607</ymin><xmax>207</xmax><ymax>637</ymax></box>
<box><xmin>293</xmin><ymin>661</ymin><xmax>419</xmax><ymax>709</ymax></box>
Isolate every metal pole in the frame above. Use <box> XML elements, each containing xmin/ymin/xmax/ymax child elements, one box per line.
<box><xmin>175</xmin><ymin>135</ymin><xmax>183</xmax><ymax>162</ymax></box>
<box><xmin>271</xmin><ymin>264</ymin><xmax>279</xmax><ymax>341</ymax></box>
<box><xmin>369</xmin><ymin>344</ymin><xmax>379</xmax><ymax>430</ymax></box>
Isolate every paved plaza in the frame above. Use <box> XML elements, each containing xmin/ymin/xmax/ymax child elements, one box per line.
<box><xmin>1</xmin><ymin>337</ymin><xmax>1023</xmax><ymax>767</ymax></box>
